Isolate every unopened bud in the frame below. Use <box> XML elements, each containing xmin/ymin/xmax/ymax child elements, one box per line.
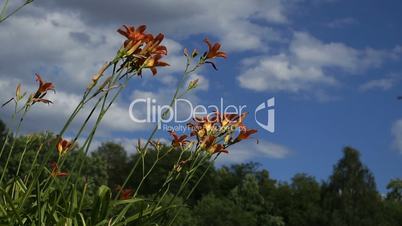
<box><xmin>191</xmin><ymin>49</ymin><xmax>199</xmax><ymax>58</ymax></box>
<box><xmin>187</xmin><ymin>78</ymin><xmax>199</xmax><ymax>90</ymax></box>
<box><xmin>183</xmin><ymin>48</ymin><xmax>189</xmax><ymax>57</ymax></box>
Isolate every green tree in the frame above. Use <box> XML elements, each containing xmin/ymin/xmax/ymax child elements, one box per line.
<box><xmin>213</xmin><ymin>162</ymin><xmax>261</xmax><ymax>197</ymax></box>
<box><xmin>92</xmin><ymin>142</ymin><xmax>129</xmax><ymax>189</ymax></box>
<box><xmin>386</xmin><ymin>178</ymin><xmax>402</xmax><ymax>202</ymax></box>
<box><xmin>157</xmin><ymin>194</ymin><xmax>197</xmax><ymax>226</ymax></box>
<box><xmin>230</xmin><ymin>174</ymin><xmax>283</xmax><ymax>226</ymax></box>
<box><xmin>193</xmin><ymin>193</ymin><xmax>252</xmax><ymax>226</ymax></box>
<box><xmin>322</xmin><ymin>147</ymin><xmax>382</xmax><ymax>226</ymax></box>
<box><xmin>288</xmin><ymin>174</ymin><xmax>322</xmax><ymax>226</ymax></box>
<box><xmin>380</xmin><ymin>178</ymin><xmax>402</xmax><ymax>226</ymax></box>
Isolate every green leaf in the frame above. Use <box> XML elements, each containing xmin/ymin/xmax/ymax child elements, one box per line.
<box><xmin>90</xmin><ymin>185</ymin><xmax>111</xmax><ymax>224</ymax></box>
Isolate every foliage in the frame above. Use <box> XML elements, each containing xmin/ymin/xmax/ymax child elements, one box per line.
<box><xmin>321</xmin><ymin>147</ymin><xmax>383</xmax><ymax>226</ymax></box>
<box><xmin>1</xmin><ymin>130</ymin><xmax>402</xmax><ymax>225</ymax></box>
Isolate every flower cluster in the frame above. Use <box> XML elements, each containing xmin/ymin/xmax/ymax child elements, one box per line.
<box><xmin>169</xmin><ymin>112</ymin><xmax>257</xmax><ymax>155</ymax></box>
<box><xmin>117</xmin><ymin>25</ymin><xmax>169</xmax><ymax>76</ymax></box>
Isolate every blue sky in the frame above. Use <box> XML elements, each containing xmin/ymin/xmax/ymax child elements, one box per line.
<box><xmin>0</xmin><ymin>0</ymin><xmax>401</xmax><ymax>192</ymax></box>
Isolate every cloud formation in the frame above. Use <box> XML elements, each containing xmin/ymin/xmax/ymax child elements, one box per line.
<box><xmin>0</xmin><ymin>6</ymin><xmax>184</xmax><ymax>136</ymax></box>
<box><xmin>38</xmin><ymin>0</ymin><xmax>288</xmax><ymax>51</ymax></box>
<box><xmin>217</xmin><ymin>140</ymin><xmax>291</xmax><ymax>164</ymax></box>
<box><xmin>238</xmin><ymin>32</ymin><xmax>400</xmax><ymax>93</ymax></box>
<box><xmin>359</xmin><ymin>77</ymin><xmax>399</xmax><ymax>92</ymax></box>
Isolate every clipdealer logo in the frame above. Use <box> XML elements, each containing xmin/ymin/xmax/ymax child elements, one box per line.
<box><xmin>128</xmin><ymin>97</ymin><xmax>275</xmax><ymax>133</ymax></box>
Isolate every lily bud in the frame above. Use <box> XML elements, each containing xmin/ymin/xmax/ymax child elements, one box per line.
<box><xmin>15</xmin><ymin>84</ymin><xmax>26</xmax><ymax>101</ymax></box>
<box><xmin>187</xmin><ymin>78</ymin><xmax>199</xmax><ymax>91</ymax></box>
<box><xmin>191</xmin><ymin>49</ymin><xmax>199</xmax><ymax>58</ymax></box>
<box><xmin>88</xmin><ymin>62</ymin><xmax>109</xmax><ymax>89</ymax></box>
<box><xmin>183</xmin><ymin>48</ymin><xmax>189</xmax><ymax>57</ymax></box>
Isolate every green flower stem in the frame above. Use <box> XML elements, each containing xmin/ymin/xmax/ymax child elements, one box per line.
<box><xmin>15</xmin><ymin>136</ymin><xmax>32</xmax><ymax>177</ymax></box>
<box><xmin>165</xmin><ymin>151</ymin><xmax>210</xmax><ymax>211</ymax></box>
<box><xmin>18</xmin><ymin>61</ymin><xmax>117</xmax><ymax>211</ymax></box>
<box><xmin>50</xmin><ymin>71</ymin><xmax>126</xmax><ymax>210</ymax></box>
<box><xmin>24</xmin><ymin>142</ymin><xmax>44</xmax><ymax>184</ymax></box>
<box><xmin>116</xmin><ymin>60</ymin><xmax>201</xmax><ymax>200</ymax></box>
<box><xmin>167</xmin><ymin>154</ymin><xmax>219</xmax><ymax>226</ymax></box>
<box><xmin>0</xmin><ymin>0</ymin><xmax>9</xmax><ymax>19</ymax></box>
<box><xmin>59</xmin><ymin>61</ymin><xmax>115</xmax><ymax>136</ymax></box>
<box><xmin>149</xmin><ymin>148</ymin><xmax>188</xmax><ymax>216</ymax></box>
<box><xmin>0</xmin><ymin>109</ymin><xmax>27</xmax><ymax>185</ymax></box>
<box><xmin>0</xmin><ymin>0</ymin><xmax>33</xmax><ymax>24</ymax></box>
<box><xmin>0</xmin><ymin>132</ymin><xmax>10</xmax><ymax>162</ymax></box>
<box><xmin>131</xmin><ymin>147</ymin><xmax>172</xmax><ymax>199</ymax></box>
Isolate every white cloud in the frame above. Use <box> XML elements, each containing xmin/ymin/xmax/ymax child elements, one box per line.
<box><xmin>359</xmin><ymin>78</ymin><xmax>399</xmax><ymax>92</ymax></box>
<box><xmin>0</xmin><ymin>10</ymin><xmax>121</xmax><ymax>93</ymax></box>
<box><xmin>38</xmin><ymin>0</ymin><xmax>287</xmax><ymax>51</ymax></box>
<box><xmin>0</xmin><ymin>6</ymin><xmax>188</xmax><ymax>137</ymax></box>
<box><xmin>238</xmin><ymin>54</ymin><xmax>336</xmax><ymax>92</ymax></box>
<box><xmin>160</xmin><ymin>39</ymin><xmax>186</xmax><ymax>73</ymax></box>
<box><xmin>238</xmin><ymin>32</ymin><xmax>400</xmax><ymax>93</ymax></box>
<box><xmin>217</xmin><ymin>140</ymin><xmax>291</xmax><ymax>164</ymax></box>
<box><xmin>290</xmin><ymin>32</ymin><xmax>395</xmax><ymax>72</ymax></box>
<box><xmin>327</xmin><ymin>17</ymin><xmax>358</xmax><ymax>28</ymax></box>
<box><xmin>0</xmin><ymin>80</ymin><xmax>150</xmax><ymax>135</ymax></box>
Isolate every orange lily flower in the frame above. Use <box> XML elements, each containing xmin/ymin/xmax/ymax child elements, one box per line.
<box><xmin>57</xmin><ymin>137</ymin><xmax>73</xmax><ymax>155</ymax></box>
<box><xmin>188</xmin><ymin>113</ymin><xmax>219</xmax><ymax>139</ymax></box>
<box><xmin>118</xmin><ymin>25</ymin><xmax>152</xmax><ymax>56</ymax></box>
<box><xmin>117</xmin><ymin>25</ymin><xmax>149</xmax><ymax>44</ymax></box>
<box><xmin>50</xmin><ymin>162</ymin><xmax>68</xmax><ymax>177</ymax></box>
<box><xmin>169</xmin><ymin>131</ymin><xmax>189</xmax><ymax>147</ymax></box>
<box><xmin>202</xmin><ymin>38</ymin><xmax>227</xmax><ymax>70</ymax></box>
<box><xmin>141</xmin><ymin>33</ymin><xmax>168</xmax><ymax>55</ymax></box>
<box><xmin>219</xmin><ymin>112</ymin><xmax>248</xmax><ymax>127</ymax></box>
<box><xmin>208</xmin><ymin>143</ymin><xmax>228</xmax><ymax>155</ymax></box>
<box><xmin>35</xmin><ymin>73</ymin><xmax>55</xmax><ymax>94</ymax></box>
<box><xmin>199</xmin><ymin>135</ymin><xmax>216</xmax><ymax>149</ymax></box>
<box><xmin>120</xmin><ymin>188</ymin><xmax>134</xmax><ymax>200</ymax></box>
<box><xmin>143</xmin><ymin>54</ymin><xmax>169</xmax><ymax>75</ymax></box>
<box><xmin>204</xmin><ymin>37</ymin><xmax>227</xmax><ymax>59</ymax></box>
<box><xmin>234</xmin><ymin>127</ymin><xmax>257</xmax><ymax>143</ymax></box>
<box><xmin>116</xmin><ymin>185</ymin><xmax>134</xmax><ymax>200</ymax></box>
<box><xmin>33</xmin><ymin>73</ymin><xmax>55</xmax><ymax>104</ymax></box>
<box><xmin>117</xmin><ymin>25</ymin><xmax>169</xmax><ymax>76</ymax></box>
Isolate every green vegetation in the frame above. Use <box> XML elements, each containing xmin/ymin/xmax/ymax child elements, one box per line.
<box><xmin>1</xmin><ymin>124</ymin><xmax>401</xmax><ymax>226</ymax></box>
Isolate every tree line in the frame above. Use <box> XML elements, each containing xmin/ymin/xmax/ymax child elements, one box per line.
<box><xmin>0</xmin><ymin>120</ymin><xmax>401</xmax><ymax>226</ymax></box>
